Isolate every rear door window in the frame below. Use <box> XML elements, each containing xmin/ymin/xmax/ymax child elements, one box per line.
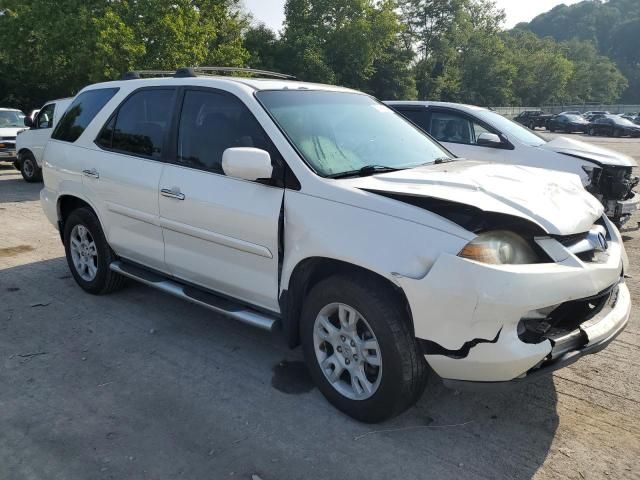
<box><xmin>52</xmin><ymin>88</ymin><xmax>119</xmax><ymax>142</ymax></box>
<box><xmin>394</xmin><ymin>107</ymin><xmax>429</xmax><ymax>131</ymax></box>
<box><xmin>96</xmin><ymin>88</ymin><xmax>176</xmax><ymax>159</ymax></box>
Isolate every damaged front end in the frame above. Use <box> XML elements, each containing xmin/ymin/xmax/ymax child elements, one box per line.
<box><xmin>583</xmin><ymin>165</ymin><xmax>639</xmax><ymax>227</ymax></box>
<box><xmin>394</xmin><ymin>215</ymin><xmax>630</xmax><ymax>386</ymax></box>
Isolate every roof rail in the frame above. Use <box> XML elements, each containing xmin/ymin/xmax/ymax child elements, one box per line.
<box><xmin>189</xmin><ymin>67</ymin><xmax>296</xmax><ymax>80</ymax></box>
<box><xmin>121</xmin><ymin>70</ymin><xmax>176</xmax><ymax>80</ymax></box>
<box><xmin>121</xmin><ymin>67</ymin><xmax>296</xmax><ymax>81</ymax></box>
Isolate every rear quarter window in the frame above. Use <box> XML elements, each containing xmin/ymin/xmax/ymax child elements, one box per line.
<box><xmin>52</xmin><ymin>88</ymin><xmax>119</xmax><ymax>142</ymax></box>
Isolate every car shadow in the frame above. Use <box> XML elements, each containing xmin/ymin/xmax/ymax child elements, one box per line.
<box><xmin>0</xmin><ymin>257</ymin><xmax>558</xmax><ymax>480</ymax></box>
<box><xmin>0</xmin><ymin>165</ymin><xmax>41</xmax><ymax>203</ymax></box>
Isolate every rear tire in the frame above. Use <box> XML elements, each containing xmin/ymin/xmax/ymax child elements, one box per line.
<box><xmin>300</xmin><ymin>274</ymin><xmax>428</xmax><ymax>423</ymax></box>
<box><xmin>20</xmin><ymin>152</ymin><xmax>42</xmax><ymax>183</ymax></box>
<box><xmin>63</xmin><ymin>207</ymin><xmax>125</xmax><ymax>295</ymax></box>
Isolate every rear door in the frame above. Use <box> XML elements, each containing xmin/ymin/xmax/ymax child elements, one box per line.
<box><xmin>85</xmin><ymin>87</ymin><xmax>177</xmax><ymax>272</ymax></box>
<box><xmin>158</xmin><ymin>88</ymin><xmax>285</xmax><ymax>312</ymax></box>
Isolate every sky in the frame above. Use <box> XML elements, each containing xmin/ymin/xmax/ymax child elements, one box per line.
<box><xmin>242</xmin><ymin>0</ymin><xmax>583</xmax><ymax>32</ymax></box>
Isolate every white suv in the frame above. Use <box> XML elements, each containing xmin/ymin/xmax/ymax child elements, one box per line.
<box><xmin>41</xmin><ymin>68</ymin><xmax>631</xmax><ymax>422</ymax></box>
<box><xmin>16</xmin><ymin>97</ymin><xmax>71</xmax><ymax>182</ymax></box>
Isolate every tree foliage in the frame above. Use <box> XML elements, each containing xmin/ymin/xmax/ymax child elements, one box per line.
<box><xmin>0</xmin><ymin>0</ymin><xmax>249</xmax><ymax>110</ymax></box>
<box><xmin>0</xmin><ymin>0</ymin><xmax>634</xmax><ymax>111</ymax></box>
<box><xmin>519</xmin><ymin>0</ymin><xmax>640</xmax><ymax>102</ymax></box>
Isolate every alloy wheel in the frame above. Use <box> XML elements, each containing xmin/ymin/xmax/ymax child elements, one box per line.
<box><xmin>69</xmin><ymin>224</ymin><xmax>98</xmax><ymax>281</ymax></box>
<box><xmin>313</xmin><ymin>302</ymin><xmax>382</xmax><ymax>400</ymax></box>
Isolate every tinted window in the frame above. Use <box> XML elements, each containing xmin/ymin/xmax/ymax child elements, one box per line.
<box><xmin>177</xmin><ymin>90</ymin><xmax>280</xmax><ymax>174</ymax></box>
<box><xmin>52</xmin><ymin>88</ymin><xmax>118</xmax><ymax>142</ymax></box>
<box><xmin>100</xmin><ymin>89</ymin><xmax>175</xmax><ymax>158</ymax></box>
<box><xmin>396</xmin><ymin>108</ymin><xmax>428</xmax><ymax>130</ymax></box>
<box><xmin>35</xmin><ymin>103</ymin><xmax>55</xmax><ymax>129</ymax></box>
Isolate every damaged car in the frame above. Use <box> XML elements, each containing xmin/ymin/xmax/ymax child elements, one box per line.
<box><xmin>41</xmin><ymin>70</ymin><xmax>631</xmax><ymax>423</ymax></box>
<box><xmin>386</xmin><ymin>101</ymin><xmax>639</xmax><ymax>227</ymax></box>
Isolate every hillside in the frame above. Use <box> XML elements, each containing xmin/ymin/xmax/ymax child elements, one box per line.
<box><xmin>516</xmin><ymin>0</ymin><xmax>640</xmax><ymax>103</ymax></box>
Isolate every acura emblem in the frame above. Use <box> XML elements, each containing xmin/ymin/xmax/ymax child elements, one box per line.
<box><xmin>587</xmin><ymin>227</ymin><xmax>608</xmax><ymax>252</ymax></box>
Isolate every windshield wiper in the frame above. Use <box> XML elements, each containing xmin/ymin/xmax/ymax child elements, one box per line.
<box><xmin>433</xmin><ymin>157</ymin><xmax>455</xmax><ymax>164</ymax></box>
<box><xmin>328</xmin><ymin>165</ymin><xmax>403</xmax><ymax>179</ymax></box>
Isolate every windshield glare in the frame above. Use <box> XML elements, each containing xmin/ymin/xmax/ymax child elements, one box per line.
<box><xmin>614</xmin><ymin>117</ymin><xmax>635</xmax><ymax>126</ymax></box>
<box><xmin>256</xmin><ymin>91</ymin><xmax>452</xmax><ymax>176</ymax></box>
<box><xmin>0</xmin><ymin>111</ymin><xmax>25</xmax><ymax>128</ymax></box>
<box><xmin>476</xmin><ymin>110</ymin><xmax>546</xmax><ymax>146</ymax></box>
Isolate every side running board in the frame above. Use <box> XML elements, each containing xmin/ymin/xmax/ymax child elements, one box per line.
<box><xmin>109</xmin><ymin>260</ymin><xmax>279</xmax><ymax>332</ymax></box>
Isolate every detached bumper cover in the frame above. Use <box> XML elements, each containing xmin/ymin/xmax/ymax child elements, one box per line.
<box><xmin>442</xmin><ymin>281</ymin><xmax>630</xmax><ymax>390</ymax></box>
<box><xmin>396</xmin><ymin>219</ymin><xmax>628</xmax><ymax>383</ymax></box>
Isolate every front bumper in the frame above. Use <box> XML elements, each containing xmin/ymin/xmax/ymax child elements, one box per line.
<box><xmin>609</xmin><ymin>192</ymin><xmax>639</xmax><ymax>224</ymax></box>
<box><xmin>442</xmin><ymin>280</ymin><xmax>630</xmax><ymax>390</ymax></box>
<box><xmin>0</xmin><ymin>146</ymin><xmax>17</xmax><ymax>162</ymax></box>
<box><xmin>396</xmin><ymin>217</ymin><xmax>629</xmax><ymax>383</ymax></box>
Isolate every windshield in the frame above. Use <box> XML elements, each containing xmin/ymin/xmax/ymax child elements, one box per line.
<box><xmin>256</xmin><ymin>90</ymin><xmax>452</xmax><ymax>176</ymax></box>
<box><xmin>565</xmin><ymin>114</ymin><xmax>584</xmax><ymax>122</ymax></box>
<box><xmin>0</xmin><ymin>110</ymin><xmax>25</xmax><ymax>128</ymax></box>
<box><xmin>475</xmin><ymin>110</ymin><xmax>546</xmax><ymax>147</ymax></box>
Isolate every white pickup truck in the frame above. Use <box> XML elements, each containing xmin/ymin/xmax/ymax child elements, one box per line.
<box><xmin>16</xmin><ymin>98</ymin><xmax>71</xmax><ymax>182</ymax></box>
<box><xmin>0</xmin><ymin>108</ymin><xmax>27</xmax><ymax>166</ymax></box>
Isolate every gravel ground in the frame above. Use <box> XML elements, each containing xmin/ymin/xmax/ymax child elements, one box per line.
<box><xmin>1</xmin><ymin>135</ymin><xmax>639</xmax><ymax>480</ymax></box>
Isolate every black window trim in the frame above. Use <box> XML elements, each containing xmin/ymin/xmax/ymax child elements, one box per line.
<box><xmin>164</xmin><ymin>85</ymin><xmax>297</xmax><ymax>189</ymax></box>
<box><xmin>94</xmin><ymin>86</ymin><xmax>179</xmax><ymax>163</ymax></box>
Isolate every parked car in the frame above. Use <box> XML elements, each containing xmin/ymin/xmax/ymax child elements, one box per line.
<box><xmin>0</xmin><ymin>108</ymin><xmax>27</xmax><ymax>165</ymax></box>
<box><xmin>41</xmin><ymin>69</ymin><xmax>631</xmax><ymax>422</ymax></box>
<box><xmin>584</xmin><ymin>111</ymin><xmax>610</xmax><ymax>118</ymax></box>
<box><xmin>588</xmin><ymin>115</ymin><xmax>640</xmax><ymax>138</ymax></box>
<box><xmin>386</xmin><ymin>101</ymin><xmax>639</xmax><ymax>226</ymax></box>
<box><xmin>585</xmin><ymin>113</ymin><xmax>607</xmax><ymax>122</ymax></box>
<box><xmin>513</xmin><ymin>110</ymin><xmax>553</xmax><ymax>130</ymax></box>
<box><xmin>16</xmin><ymin>98</ymin><xmax>72</xmax><ymax>182</ymax></box>
<box><xmin>547</xmin><ymin>114</ymin><xmax>590</xmax><ymax>133</ymax></box>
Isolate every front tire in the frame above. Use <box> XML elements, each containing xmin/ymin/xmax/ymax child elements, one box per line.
<box><xmin>63</xmin><ymin>207</ymin><xmax>125</xmax><ymax>294</ymax></box>
<box><xmin>20</xmin><ymin>152</ymin><xmax>42</xmax><ymax>182</ymax></box>
<box><xmin>301</xmin><ymin>274</ymin><xmax>427</xmax><ymax>423</ymax></box>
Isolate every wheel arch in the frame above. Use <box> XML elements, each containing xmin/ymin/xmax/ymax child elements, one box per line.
<box><xmin>279</xmin><ymin>257</ymin><xmax>413</xmax><ymax>348</ymax></box>
<box><xmin>56</xmin><ymin>194</ymin><xmax>102</xmax><ymax>242</ymax></box>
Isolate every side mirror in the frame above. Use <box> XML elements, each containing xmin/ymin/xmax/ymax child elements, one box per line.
<box><xmin>476</xmin><ymin>132</ymin><xmax>503</xmax><ymax>147</ymax></box>
<box><xmin>24</xmin><ymin>116</ymin><xmax>33</xmax><ymax>128</ymax></box>
<box><xmin>222</xmin><ymin>147</ymin><xmax>273</xmax><ymax>182</ymax></box>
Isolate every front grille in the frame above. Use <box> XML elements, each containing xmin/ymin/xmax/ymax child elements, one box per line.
<box><xmin>554</xmin><ymin>218</ymin><xmax>610</xmax><ymax>263</ymax></box>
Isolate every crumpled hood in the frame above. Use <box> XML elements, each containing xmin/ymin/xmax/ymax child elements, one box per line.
<box><xmin>540</xmin><ymin>136</ymin><xmax>637</xmax><ymax>167</ymax></box>
<box><xmin>0</xmin><ymin>127</ymin><xmax>26</xmax><ymax>138</ymax></box>
<box><xmin>345</xmin><ymin>160</ymin><xmax>603</xmax><ymax>235</ymax></box>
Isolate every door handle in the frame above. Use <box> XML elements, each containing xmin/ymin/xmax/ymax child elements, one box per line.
<box><xmin>161</xmin><ymin>188</ymin><xmax>185</xmax><ymax>201</ymax></box>
<box><xmin>82</xmin><ymin>168</ymin><xmax>99</xmax><ymax>179</ymax></box>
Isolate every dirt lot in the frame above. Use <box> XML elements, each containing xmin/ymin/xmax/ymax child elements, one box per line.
<box><xmin>1</xmin><ymin>135</ymin><xmax>639</xmax><ymax>479</ymax></box>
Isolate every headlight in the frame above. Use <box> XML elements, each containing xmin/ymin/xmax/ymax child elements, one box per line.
<box><xmin>458</xmin><ymin>230</ymin><xmax>539</xmax><ymax>265</ymax></box>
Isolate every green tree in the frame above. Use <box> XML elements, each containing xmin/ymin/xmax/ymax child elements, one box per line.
<box><xmin>505</xmin><ymin>31</ymin><xmax>574</xmax><ymax>106</ymax></box>
<box><xmin>0</xmin><ymin>0</ymin><xmax>249</xmax><ymax>111</ymax></box>
<box><xmin>277</xmin><ymin>0</ymin><xmax>414</xmax><ymax>97</ymax></box>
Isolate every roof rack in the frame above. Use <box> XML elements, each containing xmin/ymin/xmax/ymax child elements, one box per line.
<box><xmin>121</xmin><ymin>66</ymin><xmax>296</xmax><ymax>81</ymax></box>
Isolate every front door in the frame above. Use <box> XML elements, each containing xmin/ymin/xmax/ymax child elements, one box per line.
<box><xmin>159</xmin><ymin>88</ymin><xmax>284</xmax><ymax>312</ymax></box>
